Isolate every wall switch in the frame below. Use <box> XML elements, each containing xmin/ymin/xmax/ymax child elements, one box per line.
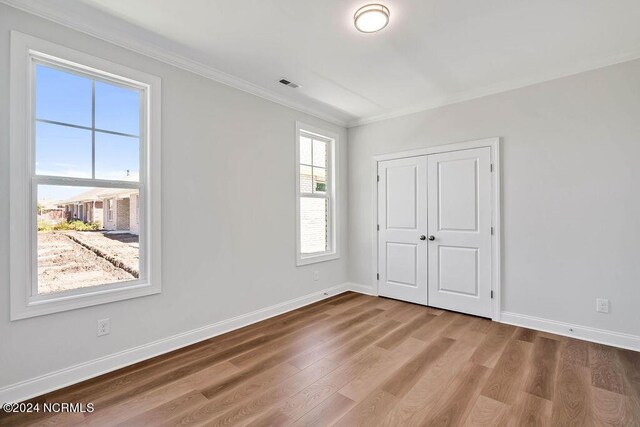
<box><xmin>97</xmin><ymin>318</ymin><xmax>110</xmax><ymax>336</ymax></box>
<box><xmin>313</xmin><ymin>271</ymin><xmax>319</xmax><ymax>281</ymax></box>
<box><xmin>596</xmin><ymin>299</ymin><xmax>610</xmax><ymax>314</ymax></box>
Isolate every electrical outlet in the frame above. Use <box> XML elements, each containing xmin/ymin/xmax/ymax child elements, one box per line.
<box><xmin>596</xmin><ymin>299</ymin><xmax>609</xmax><ymax>314</ymax></box>
<box><xmin>313</xmin><ymin>271</ymin><xmax>319</xmax><ymax>281</ymax></box>
<box><xmin>97</xmin><ymin>318</ymin><xmax>110</xmax><ymax>336</ymax></box>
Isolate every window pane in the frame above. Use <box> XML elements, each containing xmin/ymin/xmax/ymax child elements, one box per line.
<box><xmin>95</xmin><ymin>132</ymin><xmax>140</xmax><ymax>181</ymax></box>
<box><xmin>95</xmin><ymin>81</ymin><xmax>141</xmax><ymax>136</ymax></box>
<box><xmin>35</xmin><ymin>64</ymin><xmax>92</xmax><ymax>126</ymax></box>
<box><xmin>300</xmin><ymin>165</ymin><xmax>312</xmax><ymax>193</ymax></box>
<box><xmin>300</xmin><ymin>136</ymin><xmax>312</xmax><ymax>165</ymax></box>
<box><xmin>36</xmin><ymin>122</ymin><xmax>92</xmax><ymax>178</ymax></box>
<box><xmin>37</xmin><ymin>184</ymin><xmax>140</xmax><ymax>295</ymax></box>
<box><xmin>313</xmin><ymin>167</ymin><xmax>327</xmax><ymax>193</ymax></box>
<box><xmin>300</xmin><ymin>197</ymin><xmax>328</xmax><ymax>254</ymax></box>
<box><xmin>312</xmin><ymin>139</ymin><xmax>327</xmax><ymax>168</ymax></box>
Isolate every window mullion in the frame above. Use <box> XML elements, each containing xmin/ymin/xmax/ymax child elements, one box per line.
<box><xmin>310</xmin><ymin>138</ymin><xmax>315</xmax><ymax>194</ymax></box>
<box><xmin>33</xmin><ymin>175</ymin><xmax>140</xmax><ymax>190</ymax></box>
<box><xmin>299</xmin><ymin>192</ymin><xmax>328</xmax><ymax>199</ymax></box>
<box><xmin>91</xmin><ymin>80</ymin><xmax>96</xmax><ymax>179</ymax></box>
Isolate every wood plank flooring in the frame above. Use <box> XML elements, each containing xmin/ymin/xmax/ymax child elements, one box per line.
<box><xmin>2</xmin><ymin>292</ymin><xmax>640</xmax><ymax>426</ymax></box>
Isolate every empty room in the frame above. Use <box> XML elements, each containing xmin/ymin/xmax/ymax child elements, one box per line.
<box><xmin>1</xmin><ymin>0</ymin><xmax>639</xmax><ymax>425</ymax></box>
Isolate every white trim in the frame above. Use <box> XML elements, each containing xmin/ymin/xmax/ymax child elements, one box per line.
<box><xmin>501</xmin><ymin>312</ymin><xmax>640</xmax><ymax>352</ymax></box>
<box><xmin>346</xmin><ymin>282</ymin><xmax>378</xmax><ymax>296</ymax></box>
<box><xmin>0</xmin><ymin>0</ymin><xmax>349</xmax><ymax>127</ymax></box>
<box><xmin>295</xmin><ymin>122</ymin><xmax>340</xmax><ymax>266</ymax></box>
<box><xmin>0</xmin><ymin>283</ymin><xmax>350</xmax><ymax>404</ymax></box>
<box><xmin>343</xmin><ymin>282</ymin><xmax>640</xmax><ymax>352</ymax></box>
<box><xmin>371</xmin><ymin>137</ymin><xmax>501</xmax><ymax>320</ymax></box>
<box><xmin>9</xmin><ymin>31</ymin><xmax>162</xmax><ymax>320</ymax></box>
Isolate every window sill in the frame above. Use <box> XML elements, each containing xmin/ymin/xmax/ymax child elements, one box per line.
<box><xmin>296</xmin><ymin>252</ymin><xmax>340</xmax><ymax>266</ymax></box>
<box><xmin>11</xmin><ymin>282</ymin><xmax>160</xmax><ymax>321</ymax></box>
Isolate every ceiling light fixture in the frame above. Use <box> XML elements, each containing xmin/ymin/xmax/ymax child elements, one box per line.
<box><xmin>354</xmin><ymin>4</ymin><xmax>390</xmax><ymax>33</ymax></box>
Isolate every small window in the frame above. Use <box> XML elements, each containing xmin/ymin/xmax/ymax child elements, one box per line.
<box><xmin>10</xmin><ymin>32</ymin><xmax>162</xmax><ymax>319</ymax></box>
<box><xmin>295</xmin><ymin>122</ymin><xmax>339</xmax><ymax>265</ymax></box>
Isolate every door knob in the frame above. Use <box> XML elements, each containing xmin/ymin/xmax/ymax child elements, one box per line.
<box><xmin>419</xmin><ymin>235</ymin><xmax>426</xmax><ymax>240</ymax></box>
<box><xmin>428</xmin><ymin>235</ymin><xmax>436</xmax><ymax>241</ymax></box>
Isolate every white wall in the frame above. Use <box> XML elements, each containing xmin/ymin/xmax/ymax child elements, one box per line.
<box><xmin>0</xmin><ymin>4</ymin><xmax>348</xmax><ymax>393</ymax></box>
<box><xmin>348</xmin><ymin>59</ymin><xmax>640</xmax><ymax>339</ymax></box>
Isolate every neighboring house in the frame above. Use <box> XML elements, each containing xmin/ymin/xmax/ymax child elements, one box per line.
<box><xmin>58</xmin><ymin>188</ymin><xmax>140</xmax><ymax>235</ymax></box>
<box><xmin>101</xmin><ymin>190</ymin><xmax>140</xmax><ymax>235</ymax></box>
<box><xmin>37</xmin><ymin>200</ymin><xmax>65</xmax><ymax>224</ymax></box>
<box><xmin>58</xmin><ymin>188</ymin><xmax>105</xmax><ymax>225</ymax></box>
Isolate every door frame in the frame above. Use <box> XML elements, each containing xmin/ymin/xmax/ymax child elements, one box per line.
<box><xmin>371</xmin><ymin>137</ymin><xmax>502</xmax><ymax>321</ymax></box>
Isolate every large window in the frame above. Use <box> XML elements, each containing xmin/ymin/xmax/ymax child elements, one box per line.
<box><xmin>10</xmin><ymin>32</ymin><xmax>161</xmax><ymax>319</ymax></box>
<box><xmin>295</xmin><ymin>123</ymin><xmax>339</xmax><ymax>265</ymax></box>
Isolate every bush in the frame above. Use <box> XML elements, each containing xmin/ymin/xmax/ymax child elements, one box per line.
<box><xmin>53</xmin><ymin>220</ymin><xmax>101</xmax><ymax>231</ymax></box>
<box><xmin>37</xmin><ymin>220</ymin><xmax>53</xmax><ymax>232</ymax></box>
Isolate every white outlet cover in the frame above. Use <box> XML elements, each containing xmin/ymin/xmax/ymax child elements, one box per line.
<box><xmin>596</xmin><ymin>299</ymin><xmax>609</xmax><ymax>313</ymax></box>
<box><xmin>97</xmin><ymin>318</ymin><xmax>110</xmax><ymax>336</ymax></box>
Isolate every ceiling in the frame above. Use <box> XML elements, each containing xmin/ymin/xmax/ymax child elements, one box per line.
<box><xmin>12</xmin><ymin>0</ymin><xmax>640</xmax><ymax>126</ymax></box>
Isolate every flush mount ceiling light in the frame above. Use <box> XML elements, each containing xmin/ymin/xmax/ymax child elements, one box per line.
<box><xmin>354</xmin><ymin>4</ymin><xmax>390</xmax><ymax>33</ymax></box>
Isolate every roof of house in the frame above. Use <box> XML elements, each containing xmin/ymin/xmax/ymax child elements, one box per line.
<box><xmin>61</xmin><ymin>188</ymin><xmax>138</xmax><ymax>204</ymax></box>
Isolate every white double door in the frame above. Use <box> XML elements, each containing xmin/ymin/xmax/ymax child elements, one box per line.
<box><xmin>377</xmin><ymin>147</ymin><xmax>493</xmax><ymax>318</ymax></box>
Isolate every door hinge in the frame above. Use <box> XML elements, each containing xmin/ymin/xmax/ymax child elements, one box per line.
<box><xmin>491</xmin><ymin>290</ymin><xmax>494</xmax><ymax>299</ymax></box>
<box><xmin>490</xmin><ymin>164</ymin><xmax>494</xmax><ymax>172</ymax></box>
<box><xmin>377</xmin><ymin>224</ymin><xmax>380</xmax><ymax>231</ymax></box>
<box><xmin>490</xmin><ymin>226</ymin><xmax>494</xmax><ymax>235</ymax></box>
<box><xmin>377</xmin><ymin>175</ymin><xmax>380</xmax><ymax>182</ymax></box>
<box><xmin>376</xmin><ymin>273</ymin><xmax>380</xmax><ymax>280</ymax></box>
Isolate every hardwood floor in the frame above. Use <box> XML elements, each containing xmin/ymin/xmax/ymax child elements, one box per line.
<box><xmin>2</xmin><ymin>292</ymin><xmax>640</xmax><ymax>426</ymax></box>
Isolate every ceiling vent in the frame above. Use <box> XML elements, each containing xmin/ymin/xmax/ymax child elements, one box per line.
<box><xmin>279</xmin><ymin>78</ymin><xmax>301</xmax><ymax>89</ymax></box>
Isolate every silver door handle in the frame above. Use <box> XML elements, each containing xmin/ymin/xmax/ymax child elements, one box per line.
<box><xmin>419</xmin><ymin>235</ymin><xmax>426</xmax><ymax>240</ymax></box>
<box><xmin>428</xmin><ymin>235</ymin><xmax>436</xmax><ymax>241</ymax></box>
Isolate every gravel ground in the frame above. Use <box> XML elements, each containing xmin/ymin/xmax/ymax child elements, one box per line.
<box><xmin>37</xmin><ymin>232</ymin><xmax>138</xmax><ymax>295</ymax></box>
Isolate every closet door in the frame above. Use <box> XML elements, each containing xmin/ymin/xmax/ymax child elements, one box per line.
<box><xmin>426</xmin><ymin>147</ymin><xmax>492</xmax><ymax>317</ymax></box>
<box><xmin>378</xmin><ymin>157</ymin><xmax>428</xmax><ymax>305</ymax></box>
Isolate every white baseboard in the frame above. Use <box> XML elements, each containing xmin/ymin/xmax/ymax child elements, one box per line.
<box><xmin>345</xmin><ymin>283</ymin><xmax>640</xmax><ymax>351</ymax></box>
<box><xmin>0</xmin><ymin>283</ymin><xmax>349</xmax><ymax>404</ymax></box>
<box><xmin>501</xmin><ymin>311</ymin><xmax>640</xmax><ymax>352</ymax></box>
<box><xmin>346</xmin><ymin>282</ymin><xmax>377</xmax><ymax>296</ymax></box>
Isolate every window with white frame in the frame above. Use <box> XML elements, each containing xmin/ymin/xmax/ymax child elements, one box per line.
<box><xmin>295</xmin><ymin>123</ymin><xmax>339</xmax><ymax>265</ymax></box>
<box><xmin>107</xmin><ymin>199</ymin><xmax>114</xmax><ymax>221</ymax></box>
<box><xmin>10</xmin><ymin>32</ymin><xmax>162</xmax><ymax>320</ymax></box>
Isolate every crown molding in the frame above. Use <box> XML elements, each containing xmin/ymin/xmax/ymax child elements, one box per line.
<box><xmin>347</xmin><ymin>47</ymin><xmax>640</xmax><ymax>128</ymax></box>
<box><xmin>5</xmin><ymin>0</ymin><xmax>640</xmax><ymax>130</ymax></box>
<box><xmin>0</xmin><ymin>0</ymin><xmax>350</xmax><ymax>128</ymax></box>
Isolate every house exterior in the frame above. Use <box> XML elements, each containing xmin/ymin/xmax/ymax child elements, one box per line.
<box><xmin>101</xmin><ymin>190</ymin><xmax>139</xmax><ymax>235</ymax></box>
<box><xmin>58</xmin><ymin>188</ymin><xmax>140</xmax><ymax>235</ymax></box>
<box><xmin>37</xmin><ymin>200</ymin><xmax>65</xmax><ymax>225</ymax></box>
<box><xmin>59</xmin><ymin>188</ymin><xmax>105</xmax><ymax>225</ymax></box>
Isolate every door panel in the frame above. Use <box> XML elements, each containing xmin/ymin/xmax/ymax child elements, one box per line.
<box><xmin>438</xmin><ymin>158</ymin><xmax>478</xmax><ymax>231</ymax></box>
<box><xmin>427</xmin><ymin>147</ymin><xmax>492</xmax><ymax>317</ymax></box>
<box><xmin>386</xmin><ymin>166</ymin><xmax>417</xmax><ymax>229</ymax></box>
<box><xmin>438</xmin><ymin>246</ymin><xmax>478</xmax><ymax>295</ymax></box>
<box><xmin>378</xmin><ymin>157</ymin><xmax>428</xmax><ymax>304</ymax></box>
<box><xmin>386</xmin><ymin>243</ymin><xmax>417</xmax><ymax>286</ymax></box>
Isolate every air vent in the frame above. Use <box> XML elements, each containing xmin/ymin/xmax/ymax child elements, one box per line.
<box><xmin>279</xmin><ymin>78</ymin><xmax>301</xmax><ymax>89</ymax></box>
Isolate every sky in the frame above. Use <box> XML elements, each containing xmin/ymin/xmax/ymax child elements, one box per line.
<box><xmin>36</xmin><ymin>64</ymin><xmax>141</xmax><ymax>201</ymax></box>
